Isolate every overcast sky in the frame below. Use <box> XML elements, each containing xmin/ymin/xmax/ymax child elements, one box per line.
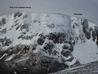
<box><xmin>0</xmin><ymin>0</ymin><xmax>98</xmax><ymax>24</ymax></box>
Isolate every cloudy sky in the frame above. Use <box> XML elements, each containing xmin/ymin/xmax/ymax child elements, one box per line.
<box><xmin>0</xmin><ymin>0</ymin><xmax>98</xmax><ymax>24</ymax></box>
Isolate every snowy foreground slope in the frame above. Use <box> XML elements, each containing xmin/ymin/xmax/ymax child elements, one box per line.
<box><xmin>0</xmin><ymin>12</ymin><xmax>98</xmax><ymax>74</ymax></box>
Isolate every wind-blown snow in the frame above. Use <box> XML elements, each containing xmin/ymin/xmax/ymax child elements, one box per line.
<box><xmin>73</xmin><ymin>39</ymin><xmax>98</xmax><ymax>64</ymax></box>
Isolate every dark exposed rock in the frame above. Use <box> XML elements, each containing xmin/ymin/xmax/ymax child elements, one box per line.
<box><xmin>62</xmin><ymin>44</ymin><xmax>69</xmax><ymax>49</ymax></box>
<box><xmin>0</xmin><ymin>37</ymin><xmax>12</xmax><ymax>46</ymax></box>
<box><xmin>2</xmin><ymin>18</ymin><xmax>6</xmax><ymax>24</ymax></box>
<box><xmin>69</xmin><ymin>45</ymin><xmax>74</xmax><ymax>52</ymax></box>
<box><xmin>62</xmin><ymin>43</ymin><xmax>73</xmax><ymax>52</ymax></box>
<box><xmin>47</xmin><ymin>32</ymin><xmax>66</xmax><ymax>43</ymax></box>
<box><xmin>43</xmin><ymin>42</ymin><xmax>54</xmax><ymax>54</ymax></box>
<box><xmin>16</xmin><ymin>24</ymin><xmax>21</xmax><ymax>30</ymax></box>
<box><xmin>43</xmin><ymin>42</ymin><xmax>54</xmax><ymax>50</ymax></box>
<box><xmin>20</xmin><ymin>23</ymin><xmax>29</xmax><ymax>31</ymax></box>
<box><xmin>0</xmin><ymin>18</ymin><xmax>6</xmax><ymax>26</ymax></box>
<box><xmin>37</xmin><ymin>34</ymin><xmax>45</xmax><ymax>45</ymax></box>
<box><xmin>37</xmin><ymin>37</ymin><xmax>45</xmax><ymax>45</ymax></box>
<box><xmin>61</xmin><ymin>50</ymin><xmax>71</xmax><ymax>57</ymax></box>
<box><xmin>0</xmin><ymin>28</ymin><xmax>7</xmax><ymax>34</ymax></box>
<box><xmin>47</xmin><ymin>23</ymin><xmax>55</xmax><ymax>29</ymax></box>
<box><xmin>14</xmin><ymin>12</ymin><xmax>22</xmax><ymax>18</ymax></box>
<box><xmin>18</xmin><ymin>35</ymin><xmax>24</xmax><ymax>39</ymax></box>
<box><xmin>3</xmin><ymin>39</ymin><xmax>12</xmax><ymax>46</ymax></box>
<box><xmin>18</xmin><ymin>35</ymin><xmax>33</xmax><ymax>40</ymax></box>
<box><xmin>52</xmin><ymin>50</ymin><xmax>59</xmax><ymax>55</ymax></box>
<box><xmin>94</xmin><ymin>26</ymin><xmax>98</xmax><ymax>45</ymax></box>
<box><xmin>92</xmin><ymin>30</ymin><xmax>96</xmax><ymax>41</ymax></box>
<box><xmin>33</xmin><ymin>20</ymin><xmax>38</xmax><ymax>23</ymax></box>
<box><xmin>82</xmin><ymin>19</ymin><xmax>91</xmax><ymax>39</ymax></box>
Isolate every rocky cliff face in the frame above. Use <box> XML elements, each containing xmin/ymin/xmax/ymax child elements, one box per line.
<box><xmin>0</xmin><ymin>12</ymin><xmax>98</xmax><ymax>74</ymax></box>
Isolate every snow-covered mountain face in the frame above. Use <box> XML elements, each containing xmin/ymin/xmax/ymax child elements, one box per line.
<box><xmin>0</xmin><ymin>12</ymin><xmax>98</xmax><ymax>74</ymax></box>
<box><xmin>71</xmin><ymin>17</ymin><xmax>98</xmax><ymax>64</ymax></box>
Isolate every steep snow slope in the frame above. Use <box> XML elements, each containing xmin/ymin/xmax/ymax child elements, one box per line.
<box><xmin>0</xmin><ymin>12</ymin><xmax>98</xmax><ymax>74</ymax></box>
<box><xmin>73</xmin><ymin>39</ymin><xmax>98</xmax><ymax>64</ymax></box>
<box><xmin>71</xmin><ymin>17</ymin><xmax>98</xmax><ymax>64</ymax></box>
